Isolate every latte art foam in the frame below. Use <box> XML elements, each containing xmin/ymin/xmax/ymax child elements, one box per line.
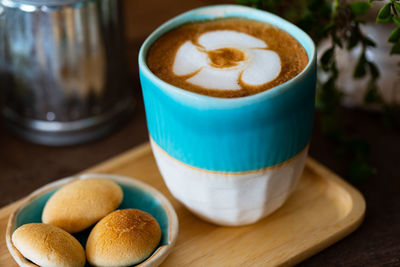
<box><xmin>173</xmin><ymin>30</ymin><xmax>281</xmax><ymax>90</ymax></box>
<box><xmin>147</xmin><ymin>18</ymin><xmax>308</xmax><ymax>98</ymax></box>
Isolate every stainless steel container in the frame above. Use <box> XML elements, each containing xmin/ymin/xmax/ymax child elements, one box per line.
<box><xmin>0</xmin><ymin>0</ymin><xmax>132</xmax><ymax>145</ymax></box>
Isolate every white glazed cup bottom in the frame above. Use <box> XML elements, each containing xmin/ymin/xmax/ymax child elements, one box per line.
<box><xmin>151</xmin><ymin>139</ymin><xmax>308</xmax><ymax>226</ymax></box>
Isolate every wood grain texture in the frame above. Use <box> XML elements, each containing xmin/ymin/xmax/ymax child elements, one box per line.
<box><xmin>1</xmin><ymin>143</ymin><xmax>365</xmax><ymax>267</ymax></box>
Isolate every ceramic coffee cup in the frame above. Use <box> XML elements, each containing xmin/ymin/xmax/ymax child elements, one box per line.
<box><xmin>138</xmin><ymin>5</ymin><xmax>316</xmax><ymax>226</ymax></box>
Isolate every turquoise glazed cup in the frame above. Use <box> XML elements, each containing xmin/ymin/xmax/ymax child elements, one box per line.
<box><xmin>139</xmin><ymin>5</ymin><xmax>316</xmax><ymax>226</ymax></box>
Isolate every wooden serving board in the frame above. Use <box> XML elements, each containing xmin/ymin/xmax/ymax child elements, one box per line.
<box><xmin>0</xmin><ymin>143</ymin><xmax>365</xmax><ymax>267</ymax></box>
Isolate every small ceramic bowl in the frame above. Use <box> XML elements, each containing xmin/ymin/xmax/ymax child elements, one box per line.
<box><xmin>6</xmin><ymin>174</ymin><xmax>179</xmax><ymax>267</ymax></box>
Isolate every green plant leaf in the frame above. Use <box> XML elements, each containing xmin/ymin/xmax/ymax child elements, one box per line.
<box><xmin>368</xmin><ymin>62</ymin><xmax>380</xmax><ymax>79</ymax></box>
<box><xmin>320</xmin><ymin>47</ymin><xmax>335</xmax><ymax>68</ymax></box>
<box><xmin>378</xmin><ymin>14</ymin><xmax>394</xmax><ymax>23</ymax></box>
<box><xmin>363</xmin><ymin>36</ymin><xmax>376</xmax><ymax>47</ymax></box>
<box><xmin>354</xmin><ymin>53</ymin><xmax>367</xmax><ymax>78</ymax></box>
<box><xmin>388</xmin><ymin>27</ymin><xmax>400</xmax><ymax>43</ymax></box>
<box><xmin>393</xmin><ymin>16</ymin><xmax>400</xmax><ymax>27</ymax></box>
<box><xmin>377</xmin><ymin>3</ymin><xmax>391</xmax><ymax>22</ymax></box>
<box><xmin>394</xmin><ymin>2</ymin><xmax>400</xmax><ymax>13</ymax></box>
<box><xmin>323</xmin><ymin>21</ymin><xmax>335</xmax><ymax>33</ymax></box>
<box><xmin>350</xmin><ymin>2</ymin><xmax>372</xmax><ymax>16</ymax></box>
<box><xmin>348</xmin><ymin>30</ymin><xmax>360</xmax><ymax>49</ymax></box>
<box><xmin>390</xmin><ymin>41</ymin><xmax>400</xmax><ymax>54</ymax></box>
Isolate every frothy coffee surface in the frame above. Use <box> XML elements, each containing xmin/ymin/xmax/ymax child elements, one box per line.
<box><xmin>147</xmin><ymin>18</ymin><xmax>308</xmax><ymax>98</ymax></box>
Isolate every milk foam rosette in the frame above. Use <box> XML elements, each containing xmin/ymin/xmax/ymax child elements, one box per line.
<box><xmin>173</xmin><ymin>30</ymin><xmax>281</xmax><ymax>90</ymax></box>
<box><xmin>139</xmin><ymin>5</ymin><xmax>317</xmax><ymax>226</ymax></box>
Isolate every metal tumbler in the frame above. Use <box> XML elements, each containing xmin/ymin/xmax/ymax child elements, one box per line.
<box><xmin>0</xmin><ymin>0</ymin><xmax>132</xmax><ymax>145</ymax></box>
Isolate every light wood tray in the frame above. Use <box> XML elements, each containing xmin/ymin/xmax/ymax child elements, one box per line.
<box><xmin>0</xmin><ymin>143</ymin><xmax>365</xmax><ymax>266</ymax></box>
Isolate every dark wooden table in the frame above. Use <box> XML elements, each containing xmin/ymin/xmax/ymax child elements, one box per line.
<box><xmin>1</xmin><ymin>0</ymin><xmax>399</xmax><ymax>266</ymax></box>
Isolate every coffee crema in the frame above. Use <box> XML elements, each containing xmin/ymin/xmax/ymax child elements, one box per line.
<box><xmin>147</xmin><ymin>17</ymin><xmax>309</xmax><ymax>98</ymax></box>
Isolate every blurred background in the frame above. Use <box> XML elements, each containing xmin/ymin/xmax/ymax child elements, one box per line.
<box><xmin>0</xmin><ymin>0</ymin><xmax>399</xmax><ymax>265</ymax></box>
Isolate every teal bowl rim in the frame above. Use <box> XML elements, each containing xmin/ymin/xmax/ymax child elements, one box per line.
<box><xmin>138</xmin><ymin>4</ymin><xmax>317</xmax><ymax>108</ymax></box>
<box><xmin>6</xmin><ymin>174</ymin><xmax>179</xmax><ymax>267</ymax></box>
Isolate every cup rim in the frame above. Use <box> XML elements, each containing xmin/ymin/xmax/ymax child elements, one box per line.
<box><xmin>138</xmin><ymin>4</ymin><xmax>316</xmax><ymax>106</ymax></box>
